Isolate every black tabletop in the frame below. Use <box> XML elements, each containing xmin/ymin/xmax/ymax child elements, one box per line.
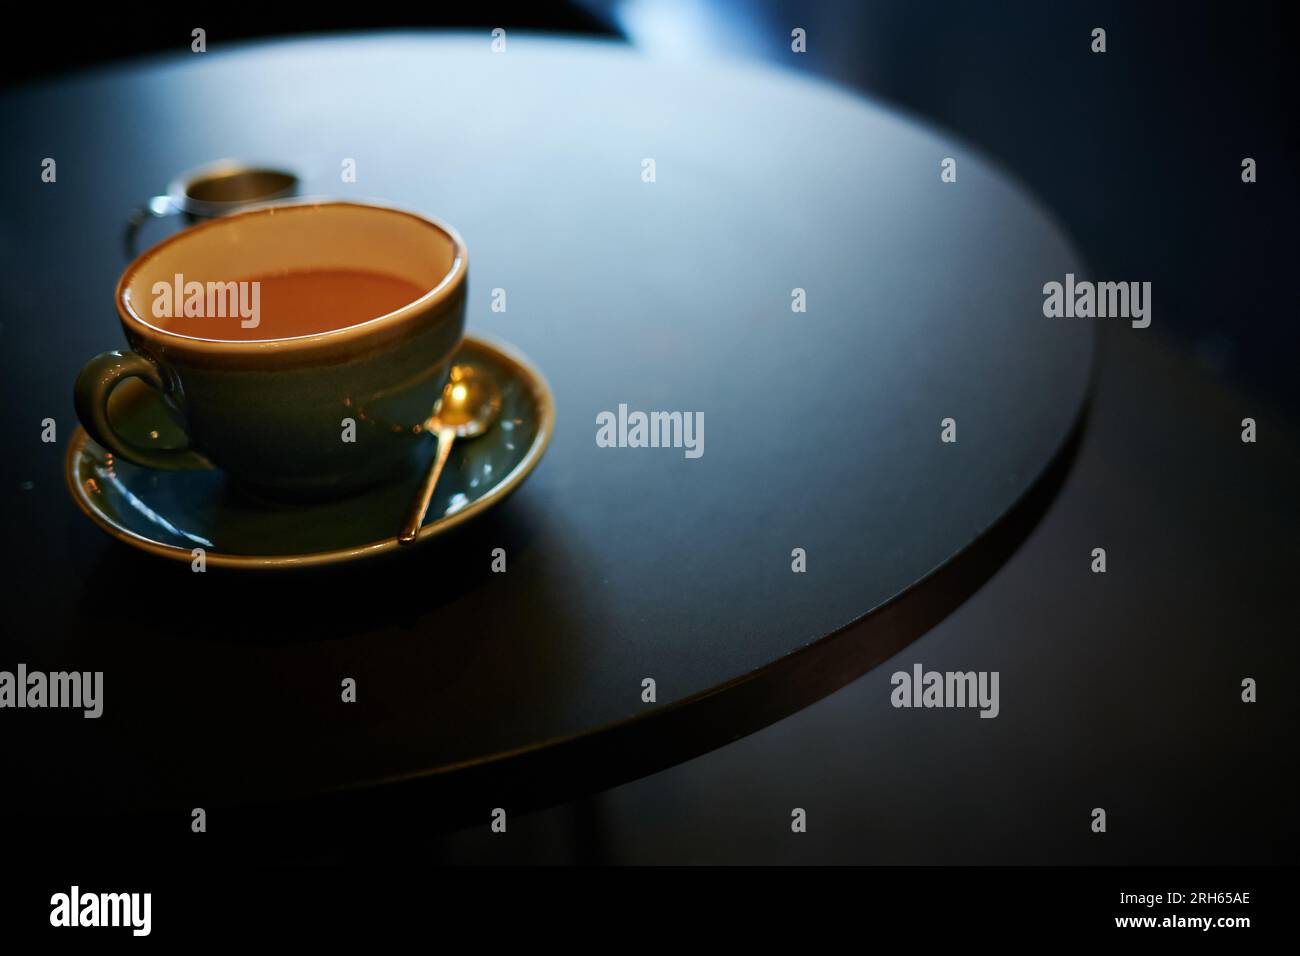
<box><xmin>0</xmin><ymin>35</ymin><xmax>1091</xmax><ymax>834</ymax></box>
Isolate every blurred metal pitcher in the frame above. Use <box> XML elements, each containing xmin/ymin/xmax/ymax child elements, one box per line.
<box><xmin>124</xmin><ymin>159</ymin><xmax>299</xmax><ymax>257</ymax></box>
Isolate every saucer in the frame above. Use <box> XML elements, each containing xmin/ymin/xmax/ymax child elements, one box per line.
<box><xmin>65</xmin><ymin>334</ymin><xmax>554</xmax><ymax>569</ymax></box>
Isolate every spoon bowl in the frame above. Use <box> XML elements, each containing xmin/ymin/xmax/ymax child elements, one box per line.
<box><xmin>430</xmin><ymin>364</ymin><xmax>502</xmax><ymax>438</ymax></box>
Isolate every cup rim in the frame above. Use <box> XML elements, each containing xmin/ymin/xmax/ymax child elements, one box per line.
<box><xmin>116</xmin><ymin>199</ymin><xmax>468</xmax><ymax>357</ymax></box>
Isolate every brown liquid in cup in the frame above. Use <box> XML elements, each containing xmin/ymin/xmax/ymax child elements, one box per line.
<box><xmin>151</xmin><ymin>268</ymin><xmax>428</xmax><ymax>341</ymax></box>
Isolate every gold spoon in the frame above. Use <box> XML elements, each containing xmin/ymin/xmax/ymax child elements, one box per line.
<box><xmin>397</xmin><ymin>363</ymin><xmax>502</xmax><ymax>545</ymax></box>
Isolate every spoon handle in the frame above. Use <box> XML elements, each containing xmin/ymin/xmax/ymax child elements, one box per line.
<box><xmin>398</xmin><ymin>425</ymin><xmax>457</xmax><ymax>544</ymax></box>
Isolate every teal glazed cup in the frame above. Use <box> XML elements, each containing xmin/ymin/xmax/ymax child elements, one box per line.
<box><xmin>74</xmin><ymin>201</ymin><xmax>468</xmax><ymax>498</ymax></box>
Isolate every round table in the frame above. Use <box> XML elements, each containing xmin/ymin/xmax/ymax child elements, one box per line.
<box><xmin>0</xmin><ymin>34</ymin><xmax>1091</xmax><ymax>842</ymax></box>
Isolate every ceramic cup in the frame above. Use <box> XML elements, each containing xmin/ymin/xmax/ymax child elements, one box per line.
<box><xmin>75</xmin><ymin>200</ymin><xmax>468</xmax><ymax>498</ymax></box>
<box><xmin>124</xmin><ymin>159</ymin><xmax>299</xmax><ymax>258</ymax></box>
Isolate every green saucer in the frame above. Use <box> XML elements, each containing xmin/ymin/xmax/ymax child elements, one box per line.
<box><xmin>65</xmin><ymin>334</ymin><xmax>553</xmax><ymax>569</ymax></box>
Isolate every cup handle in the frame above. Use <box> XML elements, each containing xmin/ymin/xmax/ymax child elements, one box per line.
<box><xmin>123</xmin><ymin>196</ymin><xmax>181</xmax><ymax>259</ymax></box>
<box><xmin>74</xmin><ymin>350</ymin><xmax>212</xmax><ymax>471</ymax></box>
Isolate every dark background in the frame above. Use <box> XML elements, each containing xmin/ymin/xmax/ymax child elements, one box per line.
<box><xmin>3</xmin><ymin>2</ymin><xmax>1296</xmax><ymax>866</ymax></box>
